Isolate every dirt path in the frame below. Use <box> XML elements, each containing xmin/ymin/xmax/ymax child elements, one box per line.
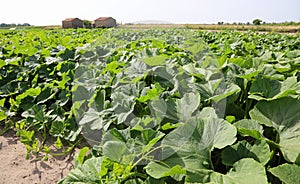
<box><xmin>0</xmin><ymin>131</ymin><xmax>76</xmax><ymax>184</ymax></box>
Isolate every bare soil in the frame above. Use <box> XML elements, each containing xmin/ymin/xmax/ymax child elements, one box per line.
<box><xmin>0</xmin><ymin>131</ymin><xmax>77</xmax><ymax>184</ymax></box>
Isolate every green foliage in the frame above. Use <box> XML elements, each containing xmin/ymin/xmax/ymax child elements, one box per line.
<box><xmin>83</xmin><ymin>20</ymin><xmax>92</xmax><ymax>29</ymax></box>
<box><xmin>1</xmin><ymin>28</ymin><xmax>300</xmax><ymax>183</ymax></box>
<box><xmin>253</xmin><ymin>19</ymin><xmax>263</xmax><ymax>25</ymax></box>
<box><xmin>269</xmin><ymin>164</ymin><xmax>300</xmax><ymax>184</ymax></box>
<box><xmin>210</xmin><ymin>158</ymin><xmax>268</xmax><ymax>184</ymax></box>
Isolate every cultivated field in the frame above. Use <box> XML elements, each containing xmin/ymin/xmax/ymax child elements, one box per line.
<box><xmin>0</xmin><ymin>28</ymin><xmax>300</xmax><ymax>183</ymax></box>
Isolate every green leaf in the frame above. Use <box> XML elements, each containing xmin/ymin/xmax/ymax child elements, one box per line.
<box><xmin>143</xmin><ymin>177</ymin><xmax>166</xmax><ymax>184</ymax></box>
<box><xmin>0</xmin><ymin>59</ymin><xmax>5</xmax><ymax>68</ymax></box>
<box><xmin>234</xmin><ymin>119</ymin><xmax>264</xmax><ymax>140</ymax></box>
<box><xmin>0</xmin><ymin>110</ymin><xmax>7</xmax><ymax>121</ymax></box>
<box><xmin>269</xmin><ymin>164</ymin><xmax>300</xmax><ymax>184</ymax></box>
<box><xmin>0</xmin><ymin>99</ymin><xmax>5</xmax><ymax>107</ymax></box>
<box><xmin>79</xmin><ymin>108</ymin><xmax>100</xmax><ymax>126</ymax></box>
<box><xmin>183</xmin><ymin>38</ymin><xmax>207</xmax><ymax>60</ymax></box>
<box><xmin>5</xmin><ymin>57</ymin><xmax>21</xmax><ymax>66</ymax></box>
<box><xmin>249</xmin><ymin>76</ymin><xmax>300</xmax><ymax>101</ymax></box>
<box><xmin>285</xmin><ymin>50</ymin><xmax>300</xmax><ymax>58</ymax></box>
<box><xmin>21</xmin><ymin>105</ymin><xmax>45</xmax><ymax>122</ymax></box>
<box><xmin>54</xmin><ymin>137</ymin><xmax>63</xmax><ymax>149</ymax></box>
<box><xmin>101</xmin><ymin>128</ymin><xmax>164</xmax><ymax>165</ymax></box>
<box><xmin>102</xmin><ymin>141</ymin><xmax>132</xmax><ymax>163</ymax></box>
<box><xmin>49</xmin><ymin>121</ymin><xmax>66</xmax><ymax>137</ymax></box>
<box><xmin>75</xmin><ymin>147</ymin><xmax>90</xmax><ymax>166</ymax></box>
<box><xmin>19</xmin><ymin>130</ymin><xmax>35</xmax><ymax>145</ymax></box>
<box><xmin>160</xmin><ymin>117</ymin><xmax>236</xmax><ymax>172</ymax></box>
<box><xmin>210</xmin><ymin>83</ymin><xmax>241</xmax><ymax>103</ymax></box>
<box><xmin>222</xmin><ymin>140</ymin><xmax>270</xmax><ymax>166</ymax></box>
<box><xmin>103</xmin><ymin>61</ymin><xmax>123</xmax><ymax>74</ymax></box>
<box><xmin>150</xmin><ymin>92</ymin><xmax>200</xmax><ymax>123</ymax></box>
<box><xmin>124</xmin><ymin>178</ymin><xmax>144</xmax><ymax>184</ymax></box>
<box><xmin>136</xmin><ymin>129</ymin><xmax>165</xmax><ymax>153</ymax></box>
<box><xmin>16</xmin><ymin>87</ymin><xmax>41</xmax><ymax>104</ymax></box>
<box><xmin>183</xmin><ymin>64</ymin><xmax>206</xmax><ymax>80</ymax></box>
<box><xmin>161</xmin><ymin>122</ymin><xmax>182</xmax><ymax>131</ymax></box>
<box><xmin>89</xmin><ymin>89</ymin><xmax>105</xmax><ymax>112</ymax></box>
<box><xmin>194</xmin><ymin>79</ymin><xmax>241</xmax><ymax>103</ymax></box>
<box><xmin>79</xmin><ymin>107</ymin><xmax>111</xmax><ymax>131</ymax></box>
<box><xmin>210</xmin><ymin>158</ymin><xmax>268</xmax><ymax>184</ymax></box>
<box><xmin>142</xmin><ymin>55</ymin><xmax>168</xmax><ymax>66</ymax></box>
<box><xmin>250</xmin><ymin>97</ymin><xmax>300</xmax><ymax>162</ymax></box>
<box><xmin>0</xmin><ymin>99</ymin><xmax>7</xmax><ymax>121</ymax></box>
<box><xmin>136</xmin><ymin>83</ymin><xmax>164</xmax><ymax>103</ymax></box>
<box><xmin>145</xmin><ymin>162</ymin><xmax>186</xmax><ymax>179</ymax></box>
<box><xmin>58</xmin><ymin>157</ymin><xmax>103</xmax><ymax>184</ymax></box>
<box><xmin>225</xmin><ymin>115</ymin><xmax>236</xmax><ymax>123</ymax></box>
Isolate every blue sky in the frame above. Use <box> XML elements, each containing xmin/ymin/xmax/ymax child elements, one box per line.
<box><xmin>1</xmin><ymin>0</ymin><xmax>299</xmax><ymax>25</ymax></box>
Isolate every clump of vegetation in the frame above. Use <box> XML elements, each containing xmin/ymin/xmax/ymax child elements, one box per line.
<box><xmin>83</xmin><ymin>20</ymin><xmax>92</xmax><ymax>28</ymax></box>
<box><xmin>253</xmin><ymin>19</ymin><xmax>263</xmax><ymax>25</ymax></box>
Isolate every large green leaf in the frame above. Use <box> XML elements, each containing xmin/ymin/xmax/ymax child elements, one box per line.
<box><xmin>101</xmin><ymin>128</ymin><xmax>165</xmax><ymax>165</ymax></box>
<box><xmin>250</xmin><ymin>97</ymin><xmax>300</xmax><ymax>162</ymax></box>
<box><xmin>58</xmin><ymin>157</ymin><xmax>103</xmax><ymax>184</ymax></box>
<box><xmin>234</xmin><ymin>119</ymin><xmax>264</xmax><ymax>140</ymax></box>
<box><xmin>269</xmin><ymin>164</ymin><xmax>300</xmax><ymax>184</ymax></box>
<box><xmin>145</xmin><ymin>162</ymin><xmax>186</xmax><ymax>180</ymax></box>
<box><xmin>194</xmin><ymin>79</ymin><xmax>241</xmax><ymax>103</ymax></box>
<box><xmin>153</xmin><ymin>116</ymin><xmax>236</xmax><ymax>174</ymax></box>
<box><xmin>102</xmin><ymin>141</ymin><xmax>132</xmax><ymax>163</ymax></box>
<box><xmin>142</xmin><ymin>55</ymin><xmax>168</xmax><ymax>66</ymax></box>
<box><xmin>249</xmin><ymin>76</ymin><xmax>300</xmax><ymax>101</ymax></box>
<box><xmin>150</xmin><ymin>92</ymin><xmax>200</xmax><ymax>123</ymax></box>
<box><xmin>79</xmin><ymin>108</ymin><xmax>111</xmax><ymax>131</ymax></box>
<box><xmin>222</xmin><ymin>140</ymin><xmax>270</xmax><ymax>166</ymax></box>
<box><xmin>210</xmin><ymin>158</ymin><xmax>268</xmax><ymax>184</ymax></box>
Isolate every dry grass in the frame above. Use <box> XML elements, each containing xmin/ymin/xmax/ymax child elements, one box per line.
<box><xmin>120</xmin><ymin>24</ymin><xmax>300</xmax><ymax>33</ymax></box>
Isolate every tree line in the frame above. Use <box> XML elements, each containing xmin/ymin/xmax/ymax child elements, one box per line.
<box><xmin>218</xmin><ymin>19</ymin><xmax>300</xmax><ymax>26</ymax></box>
<box><xmin>0</xmin><ymin>23</ymin><xmax>31</xmax><ymax>28</ymax></box>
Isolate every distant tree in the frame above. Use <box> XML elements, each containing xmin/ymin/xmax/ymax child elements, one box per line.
<box><xmin>253</xmin><ymin>19</ymin><xmax>262</xmax><ymax>25</ymax></box>
<box><xmin>217</xmin><ymin>22</ymin><xmax>224</xmax><ymax>25</ymax></box>
<box><xmin>83</xmin><ymin>20</ymin><xmax>92</xmax><ymax>28</ymax></box>
<box><xmin>0</xmin><ymin>22</ymin><xmax>31</xmax><ymax>28</ymax></box>
<box><xmin>246</xmin><ymin>22</ymin><xmax>250</xmax><ymax>25</ymax></box>
<box><xmin>23</xmin><ymin>23</ymin><xmax>31</xmax><ymax>26</ymax></box>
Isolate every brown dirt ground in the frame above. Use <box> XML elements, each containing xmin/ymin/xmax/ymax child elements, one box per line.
<box><xmin>0</xmin><ymin>131</ymin><xmax>78</xmax><ymax>184</ymax></box>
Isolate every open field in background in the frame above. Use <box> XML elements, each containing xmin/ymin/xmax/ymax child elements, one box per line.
<box><xmin>120</xmin><ymin>24</ymin><xmax>300</xmax><ymax>33</ymax></box>
<box><xmin>2</xmin><ymin>24</ymin><xmax>300</xmax><ymax>33</ymax></box>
